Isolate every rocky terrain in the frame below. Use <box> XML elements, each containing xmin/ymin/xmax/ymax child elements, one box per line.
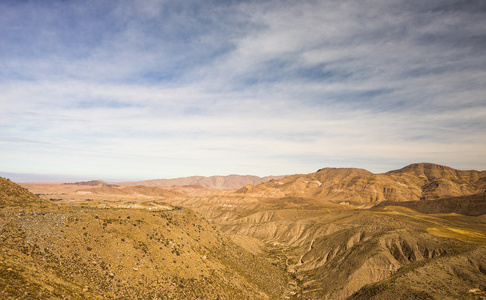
<box><xmin>3</xmin><ymin>163</ymin><xmax>486</xmax><ymax>299</ymax></box>
<box><xmin>214</xmin><ymin>199</ymin><xmax>486</xmax><ymax>299</ymax></box>
<box><xmin>0</xmin><ymin>177</ymin><xmax>55</xmax><ymax>211</ymax></box>
<box><xmin>238</xmin><ymin>163</ymin><xmax>486</xmax><ymax>204</ymax></box>
<box><xmin>1</xmin><ymin>178</ymin><xmax>290</xmax><ymax>299</ymax></box>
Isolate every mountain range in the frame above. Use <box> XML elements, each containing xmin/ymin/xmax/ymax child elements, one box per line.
<box><xmin>116</xmin><ymin>174</ymin><xmax>285</xmax><ymax>189</ymax></box>
<box><xmin>67</xmin><ymin>163</ymin><xmax>486</xmax><ymax>198</ymax></box>
<box><xmin>238</xmin><ymin>163</ymin><xmax>486</xmax><ymax>203</ymax></box>
<box><xmin>2</xmin><ymin>162</ymin><xmax>486</xmax><ymax>299</ymax></box>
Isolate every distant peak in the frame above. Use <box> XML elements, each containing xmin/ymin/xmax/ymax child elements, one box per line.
<box><xmin>316</xmin><ymin>167</ymin><xmax>372</xmax><ymax>174</ymax></box>
<box><xmin>407</xmin><ymin>162</ymin><xmax>450</xmax><ymax>168</ymax></box>
<box><xmin>391</xmin><ymin>163</ymin><xmax>454</xmax><ymax>173</ymax></box>
<box><xmin>64</xmin><ymin>180</ymin><xmax>119</xmax><ymax>187</ymax></box>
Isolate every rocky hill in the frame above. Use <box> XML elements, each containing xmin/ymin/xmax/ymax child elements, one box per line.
<box><xmin>0</xmin><ymin>177</ymin><xmax>54</xmax><ymax>210</ymax></box>
<box><xmin>0</xmin><ymin>177</ymin><xmax>291</xmax><ymax>299</ymax></box>
<box><xmin>118</xmin><ymin>174</ymin><xmax>285</xmax><ymax>189</ymax></box>
<box><xmin>238</xmin><ymin>163</ymin><xmax>486</xmax><ymax>204</ymax></box>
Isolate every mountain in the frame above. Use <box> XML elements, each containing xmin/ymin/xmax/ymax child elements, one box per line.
<box><xmin>117</xmin><ymin>174</ymin><xmax>285</xmax><ymax>189</ymax></box>
<box><xmin>238</xmin><ymin>163</ymin><xmax>486</xmax><ymax>204</ymax></box>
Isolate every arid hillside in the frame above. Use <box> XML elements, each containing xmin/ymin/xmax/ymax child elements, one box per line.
<box><xmin>119</xmin><ymin>185</ymin><xmax>484</xmax><ymax>299</ymax></box>
<box><xmin>209</xmin><ymin>197</ymin><xmax>486</xmax><ymax>299</ymax></box>
<box><xmin>1</xmin><ymin>177</ymin><xmax>291</xmax><ymax>299</ymax></box>
<box><xmin>0</xmin><ymin>177</ymin><xmax>55</xmax><ymax>210</ymax></box>
<box><xmin>117</xmin><ymin>174</ymin><xmax>285</xmax><ymax>189</ymax></box>
<box><xmin>238</xmin><ymin>163</ymin><xmax>486</xmax><ymax>204</ymax></box>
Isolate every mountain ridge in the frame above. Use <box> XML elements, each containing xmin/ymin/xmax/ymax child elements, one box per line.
<box><xmin>116</xmin><ymin>174</ymin><xmax>286</xmax><ymax>189</ymax></box>
<box><xmin>238</xmin><ymin>163</ymin><xmax>486</xmax><ymax>203</ymax></box>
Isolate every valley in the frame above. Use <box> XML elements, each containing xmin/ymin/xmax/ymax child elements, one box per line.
<box><xmin>2</xmin><ymin>163</ymin><xmax>486</xmax><ymax>299</ymax></box>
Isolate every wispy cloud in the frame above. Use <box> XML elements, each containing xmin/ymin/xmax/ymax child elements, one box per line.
<box><xmin>1</xmin><ymin>0</ymin><xmax>485</xmax><ymax>180</ymax></box>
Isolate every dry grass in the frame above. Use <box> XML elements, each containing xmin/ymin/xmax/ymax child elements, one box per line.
<box><xmin>427</xmin><ymin>227</ymin><xmax>486</xmax><ymax>244</ymax></box>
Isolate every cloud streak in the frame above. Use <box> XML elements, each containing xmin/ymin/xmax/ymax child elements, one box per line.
<box><xmin>1</xmin><ymin>0</ymin><xmax>485</xmax><ymax>180</ymax></box>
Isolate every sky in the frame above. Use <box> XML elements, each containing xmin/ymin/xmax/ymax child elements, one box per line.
<box><xmin>1</xmin><ymin>0</ymin><xmax>486</xmax><ymax>182</ymax></box>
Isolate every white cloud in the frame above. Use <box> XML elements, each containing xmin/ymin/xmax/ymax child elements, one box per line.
<box><xmin>0</xmin><ymin>0</ymin><xmax>485</xmax><ymax>180</ymax></box>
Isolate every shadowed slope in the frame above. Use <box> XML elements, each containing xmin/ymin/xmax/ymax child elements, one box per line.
<box><xmin>373</xmin><ymin>193</ymin><xmax>486</xmax><ymax>216</ymax></box>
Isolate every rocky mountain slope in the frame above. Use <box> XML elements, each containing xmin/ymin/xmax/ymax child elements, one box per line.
<box><xmin>0</xmin><ymin>177</ymin><xmax>54</xmax><ymax>210</ymax></box>
<box><xmin>0</xmin><ymin>177</ymin><xmax>290</xmax><ymax>299</ymax></box>
<box><xmin>238</xmin><ymin>163</ymin><xmax>486</xmax><ymax>204</ymax></box>
<box><xmin>117</xmin><ymin>174</ymin><xmax>285</xmax><ymax>189</ymax></box>
<box><xmin>175</xmin><ymin>192</ymin><xmax>486</xmax><ymax>299</ymax></box>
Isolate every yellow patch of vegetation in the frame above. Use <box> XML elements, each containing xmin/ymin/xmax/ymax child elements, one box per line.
<box><xmin>426</xmin><ymin>227</ymin><xmax>486</xmax><ymax>244</ymax></box>
<box><xmin>379</xmin><ymin>206</ymin><xmax>419</xmax><ymax>215</ymax></box>
<box><xmin>75</xmin><ymin>200</ymin><xmax>175</xmax><ymax>211</ymax></box>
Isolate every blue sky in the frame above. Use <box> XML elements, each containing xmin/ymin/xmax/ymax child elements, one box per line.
<box><xmin>1</xmin><ymin>0</ymin><xmax>486</xmax><ymax>181</ymax></box>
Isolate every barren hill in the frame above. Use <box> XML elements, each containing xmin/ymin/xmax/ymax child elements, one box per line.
<box><xmin>238</xmin><ymin>163</ymin><xmax>486</xmax><ymax>204</ymax></box>
<box><xmin>0</xmin><ymin>177</ymin><xmax>53</xmax><ymax>209</ymax></box>
<box><xmin>118</xmin><ymin>174</ymin><xmax>285</xmax><ymax>189</ymax></box>
<box><xmin>0</xmin><ymin>177</ymin><xmax>290</xmax><ymax>299</ymax></box>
